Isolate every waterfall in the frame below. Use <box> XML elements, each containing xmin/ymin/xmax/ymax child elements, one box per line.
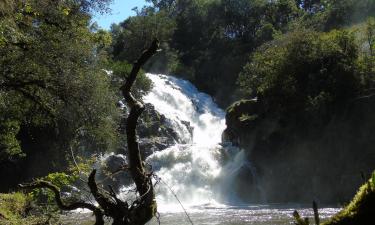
<box><xmin>143</xmin><ymin>74</ymin><xmax>226</xmax><ymax>146</ymax></box>
<box><xmin>143</xmin><ymin>74</ymin><xmax>226</xmax><ymax>211</ymax></box>
<box><xmin>110</xmin><ymin>74</ymin><xmax>258</xmax><ymax>212</ymax></box>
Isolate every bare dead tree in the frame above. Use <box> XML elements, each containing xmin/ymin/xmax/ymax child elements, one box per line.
<box><xmin>20</xmin><ymin>39</ymin><xmax>160</xmax><ymax>225</ymax></box>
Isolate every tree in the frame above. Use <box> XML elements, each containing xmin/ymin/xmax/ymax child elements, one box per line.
<box><xmin>295</xmin><ymin>0</ymin><xmax>322</xmax><ymax>12</ymax></box>
<box><xmin>0</xmin><ymin>0</ymin><xmax>119</xmax><ymax>190</ymax></box>
<box><xmin>110</xmin><ymin>7</ymin><xmax>176</xmax><ymax>73</ymax></box>
<box><xmin>21</xmin><ymin>40</ymin><xmax>159</xmax><ymax>225</ymax></box>
<box><xmin>324</xmin><ymin>0</ymin><xmax>375</xmax><ymax>30</ymax></box>
<box><xmin>238</xmin><ymin>29</ymin><xmax>360</xmax><ymax>122</ymax></box>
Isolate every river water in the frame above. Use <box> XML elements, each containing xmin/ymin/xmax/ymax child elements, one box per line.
<box><xmin>64</xmin><ymin>204</ymin><xmax>340</xmax><ymax>224</ymax></box>
<box><xmin>65</xmin><ymin>74</ymin><xmax>341</xmax><ymax>224</ymax></box>
<box><xmin>146</xmin><ymin>205</ymin><xmax>340</xmax><ymax>225</ymax></box>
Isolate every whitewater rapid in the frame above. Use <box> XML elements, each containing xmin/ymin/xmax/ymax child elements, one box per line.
<box><xmin>141</xmin><ymin>74</ymin><xmax>230</xmax><ymax>211</ymax></box>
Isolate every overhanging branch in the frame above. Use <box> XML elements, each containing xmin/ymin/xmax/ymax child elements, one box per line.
<box><xmin>19</xmin><ymin>181</ymin><xmax>104</xmax><ymax>225</ymax></box>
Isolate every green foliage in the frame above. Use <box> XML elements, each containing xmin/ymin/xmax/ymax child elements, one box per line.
<box><xmin>0</xmin><ymin>119</ymin><xmax>22</xmax><ymax>161</ymax></box>
<box><xmin>238</xmin><ymin>29</ymin><xmax>360</xmax><ymax>119</ymax></box>
<box><xmin>110</xmin><ymin>0</ymin><xmax>304</xmax><ymax>105</ymax></box>
<box><xmin>109</xmin><ymin>0</ymin><xmax>373</xmax><ymax>106</ymax></box>
<box><xmin>110</xmin><ymin>8</ymin><xmax>176</xmax><ymax>73</ymax></box>
<box><xmin>0</xmin><ymin>192</ymin><xmax>30</xmax><ymax>220</ymax></box>
<box><xmin>67</xmin><ymin>155</ymin><xmax>96</xmax><ymax>178</ymax></box>
<box><xmin>0</xmin><ymin>192</ymin><xmax>48</xmax><ymax>224</ymax></box>
<box><xmin>345</xmin><ymin>18</ymin><xmax>375</xmax><ymax>89</ymax></box>
<box><xmin>367</xmin><ymin>18</ymin><xmax>375</xmax><ymax>55</ymax></box>
<box><xmin>0</xmin><ymin>0</ymin><xmax>120</xmax><ymax>168</ymax></box>
<box><xmin>29</xmin><ymin>172</ymin><xmax>75</xmax><ymax>209</ymax></box>
<box><xmin>323</xmin><ymin>0</ymin><xmax>375</xmax><ymax>31</ymax></box>
<box><xmin>43</xmin><ymin>172</ymin><xmax>75</xmax><ymax>188</ymax></box>
<box><xmin>27</xmin><ymin>156</ymin><xmax>97</xmax><ymax>212</ymax></box>
<box><xmin>108</xmin><ymin>61</ymin><xmax>152</xmax><ymax>98</ymax></box>
<box><xmin>0</xmin><ymin>0</ymin><xmax>125</xmax><ymax>195</ymax></box>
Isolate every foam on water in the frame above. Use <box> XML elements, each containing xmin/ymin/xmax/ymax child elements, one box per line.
<box><xmin>143</xmin><ymin>74</ymin><xmax>226</xmax><ymax>146</ymax></box>
<box><xmin>142</xmin><ymin>74</ymin><xmax>228</xmax><ymax>211</ymax></box>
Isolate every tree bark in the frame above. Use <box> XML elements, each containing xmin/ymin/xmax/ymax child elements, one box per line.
<box><xmin>120</xmin><ymin>39</ymin><xmax>159</xmax><ymax>225</ymax></box>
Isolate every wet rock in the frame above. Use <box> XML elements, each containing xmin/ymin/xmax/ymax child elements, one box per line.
<box><xmin>94</xmin><ymin>154</ymin><xmax>132</xmax><ymax>191</ymax></box>
<box><xmin>121</xmin><ymin>103</ymin><xmax>194</xmax><ymax>159</ymax></box>
<box><xmin>102</xmin><ymin>154</ymin><xmax>127</xmax><ymax>173</ymax></box>
<box><xmin>138</xmin><ymin>137</ymin><xmax>175</xmax><ymax>159</ymax></box>
<box><xmin>181</xmin><ymin>120</ymin><xmax>194</xmax><ymax>138</ymax></box>
<box><xmin>232</xmin><ymin>165</ymin><xmax>263</xmax><ymax>203</ymax></box>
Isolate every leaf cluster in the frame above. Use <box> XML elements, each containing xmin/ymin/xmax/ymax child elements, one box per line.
<box><xmin>0</xmin><ymin>0</ymin><xmax>119</xmax><ymax>171</ymax></box>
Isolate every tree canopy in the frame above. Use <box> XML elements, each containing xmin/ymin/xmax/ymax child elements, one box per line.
<box><xmin>110</xmin><ymin>0</ymin><xmax>374</xmax><ymax>106</ymax></box>
<box><xmin>0</xmin><ymin>0</ymin><xmax>119</xmax><ymax>189</ymax></box>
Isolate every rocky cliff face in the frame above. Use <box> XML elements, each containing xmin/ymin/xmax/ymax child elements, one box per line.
<box><xmin>223</xmin><ymin>96</ymin><xmax>375</xmax><ymax>204</ymax></box>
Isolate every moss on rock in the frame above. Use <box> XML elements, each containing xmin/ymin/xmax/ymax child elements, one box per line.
<box><xmin>323</xmin><ymin>177</ymin><xmax>375</xmax><ymax>225</ymax></box>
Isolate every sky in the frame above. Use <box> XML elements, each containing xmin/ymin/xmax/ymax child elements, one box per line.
<box><xmin>94</xmin><ymin>0</ymin><xmax>148</xmax><ymax>30</ymax></box>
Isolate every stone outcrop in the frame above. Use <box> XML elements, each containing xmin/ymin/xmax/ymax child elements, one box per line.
<box><xmin>224</xmin><ymin>96</ymin><xmax>375</xmax><ymax>204</ymax></box>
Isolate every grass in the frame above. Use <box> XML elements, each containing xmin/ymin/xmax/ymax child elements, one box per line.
<box><xmin>0</xmin><ymin>192</ymin><xmax>50</xmax><ymax>225</ymax></box>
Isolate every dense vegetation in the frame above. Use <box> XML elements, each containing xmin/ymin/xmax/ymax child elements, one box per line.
<box><xmin>0</xmin><ymin>0</ymin><xmax>157</xmax><ymax>192</ymax></box>
<box><xmin>0</xmin><ymin>0</ymin><xmax>375</xmax><ymax>224</ymax></box>
<box><xmin>109</xmin><ymin>0</ymin><xmax>375</xmax><ymax>106</ymax></box>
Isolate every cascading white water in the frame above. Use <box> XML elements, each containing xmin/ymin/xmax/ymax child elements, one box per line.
<box><xmin>143</xmin><ymin>74</ymin><xmax>226</xmax><ymax>146</ymax></box>
<box><xmin>142</xmin><ymin>74</ymin><xmax>228</xmax><ymax>211</ymax></box>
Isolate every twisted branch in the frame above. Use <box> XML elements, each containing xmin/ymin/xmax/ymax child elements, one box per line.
<box><xmin>19</xmin><ymin>181</ymin><xmax>104</xmax><ymax>225</ymax></box>
<box><xmin>120</xmin><ymin>38</ymin><xmax>159</xmax><ymax>225</ymax></box>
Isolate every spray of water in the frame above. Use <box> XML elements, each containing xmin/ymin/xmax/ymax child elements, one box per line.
<box><xmin>137</xmin><ymin>74</ymin><xmax>258</xmax><ymax>212</ymax></box>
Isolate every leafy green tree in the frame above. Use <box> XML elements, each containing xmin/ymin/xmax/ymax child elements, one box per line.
<box><xmin>324</xmin><ymin>0</ymin><xmax>375</xmax><ymax>30</ymax></box>
<box><xmin>108</xmin><ymin>61</ymin><xmax>152</xmax><ymax>99</ymax></box>
<box><xmin>238</xmin><ymin>29</ymin><xmax>360</xmax><ymax>118</ymax></box>
<box><xmin>0</xmin><ymin>0</ymin><xmax>119</xmax><ymax>189</ymax></box>
<box><xmin>110</xmin><ymin>7</ymin><xmax>176</xmax><ymax>73</ymax></box>
<box><xmin>295</xmin><ymin>0</ymin><xmax>322</xmax><ymax>12</ymax></box>
<box><xmin>357</xmin><ymin>17</ymin><xmax>375</xmax><ymax>88</ymax></box>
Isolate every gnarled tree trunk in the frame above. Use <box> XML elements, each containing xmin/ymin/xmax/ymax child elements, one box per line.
<box><xmin>20</xmin><ymin>39</ymin><xmax>160</xmax><ymax>225</ymax></box>
<box><xmin>119</xmin><ymin>38</ymin><xmax>159</xmax><ymax>225</ymax></box>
